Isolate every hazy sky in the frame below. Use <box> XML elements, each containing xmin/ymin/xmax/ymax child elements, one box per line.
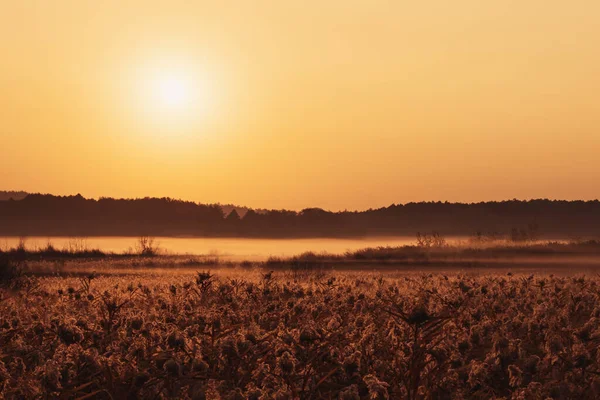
<box><xmin>1</xmin><ymin>1</ymin><xmax>599</xmax><ymax>210</ymax></box>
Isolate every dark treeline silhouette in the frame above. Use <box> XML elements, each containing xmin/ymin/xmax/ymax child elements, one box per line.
<box><xmin>0</xmin><ymin>190</ymin><xmax>28</xmax><ymax>201</ymax></box>
<box><xmin>1</xmin><ymin>193</ymin><xmax>600</xmax><ymax>238</ymax></box>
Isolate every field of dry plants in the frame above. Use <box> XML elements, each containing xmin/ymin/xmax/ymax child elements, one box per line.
<box><xmin>2</xmin><ymin>263</ymin><xmax>600</xmax><ymax>399</ymax></box>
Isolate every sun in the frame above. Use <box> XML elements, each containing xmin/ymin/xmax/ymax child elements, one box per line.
<box><xmin>148</xmin><ymin>69</ymin><xmax>200</xmax><ymax>116</ymax></box>
<box><xmin>130</xmin><ymin>61</ymin><xmax>213</xmax><ymax>131</ymax></box>
<box><xmin>154</xmin><ymin>74</ymin><xmax>191</xmax><ymax>110</ymax></box>
<box><xmin>123</xmin><ymin>55</ymin><xmax>223</xmax><ymax>141</ymax></box>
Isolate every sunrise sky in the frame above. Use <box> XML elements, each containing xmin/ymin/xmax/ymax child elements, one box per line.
<box><xmin>1</xmin><ymin>1</ymin><xmax>599</xmax><ymax>210</ymax></box>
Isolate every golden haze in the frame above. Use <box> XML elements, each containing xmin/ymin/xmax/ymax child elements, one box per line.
<box><xmin>1</xmin><ymin>1</ymin><xmax>599</xmax><ymax>210</ymax></box>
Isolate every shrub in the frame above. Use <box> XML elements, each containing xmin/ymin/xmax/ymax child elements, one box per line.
<box><xmin>136</xmin><ymin>236</ymin><xmax>160</xmax><ymax>256</ymax></box>
<box><xmin>15</xmin><ymin>236</ymin><xmax>27</xmax><ymax>253</ymax></box>
<box><xmin>416</xmin><ymin>231</ymin><xmax>447</xmax><ymax>248</ymax></box>
<box><xmin>65</xmin><ymin>237</ymin><xmax>89</xmax><ymax>253</ymax></box>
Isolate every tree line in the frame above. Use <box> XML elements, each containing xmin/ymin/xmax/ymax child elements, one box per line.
<box><xmin>1</xmin><ymin>193</ymin><xmax>600</xmax><ymax>238</ymax></box>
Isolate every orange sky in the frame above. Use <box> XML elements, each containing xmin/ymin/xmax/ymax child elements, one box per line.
<box><xmin>1</xmin><ymin>1</ymin><xmax>599</xmax><ymax>210</ymax></box>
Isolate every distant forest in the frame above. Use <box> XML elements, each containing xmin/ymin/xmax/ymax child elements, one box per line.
<box><xmin>0</xmin><ymin>191</ymin><xmax>28</xmax><ymax>201</ymax></box>
<box><xmin>1</xmin><ymin>192</ymin><xmax>600</xmax><ymax>238</ymax></box>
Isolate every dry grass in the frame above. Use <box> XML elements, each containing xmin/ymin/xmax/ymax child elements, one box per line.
<box><xmin>2</xmin><ymin>264</ymin><xmax>600</xmax><ymax>398</ymax></box>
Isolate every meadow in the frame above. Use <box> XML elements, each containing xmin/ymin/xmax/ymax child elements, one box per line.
<box><xmin>2</xmin><ymin>239</ymin><xmax>600</xmax><ymax>398</ymax></box>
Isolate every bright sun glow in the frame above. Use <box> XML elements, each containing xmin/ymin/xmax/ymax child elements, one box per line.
<box><xmin>147</xmin><ymin>69</ymin><xmax>200</xmax><ymax>117</ymax></box>
<box><xmin>129</xmin><ymin>58</ymin><xmax>218</xmax><ymax>138</ymax></box>
<box><xmin>154</xmin><ymin>75</ymin><xmax>191</xmax><ymax>110</ymax></box>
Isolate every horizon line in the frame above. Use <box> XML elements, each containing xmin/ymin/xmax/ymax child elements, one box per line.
<box><xmin>2</xmin><ymin>189</ymin><xmax>599</xmax><ymax>214</ymax></box>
